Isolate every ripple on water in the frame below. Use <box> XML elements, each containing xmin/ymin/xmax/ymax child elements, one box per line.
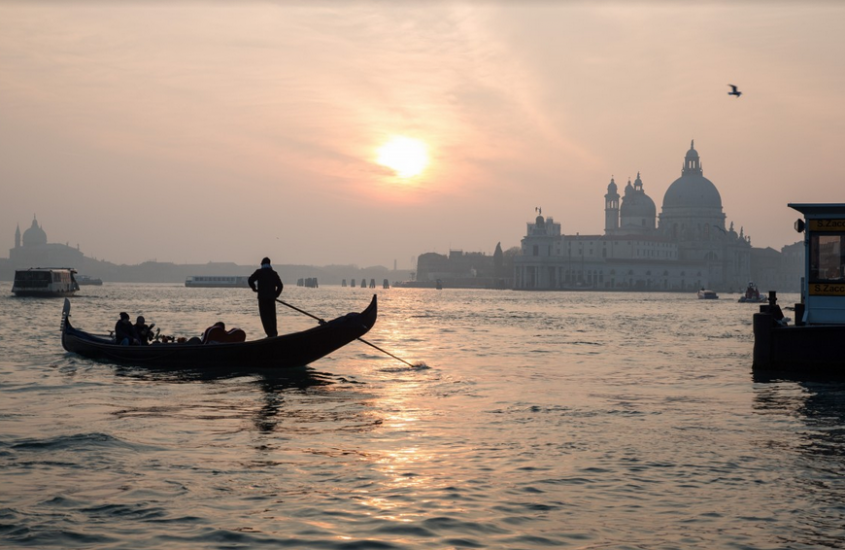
<box><xmin>11</xmin><ymin>432</ymin><xmax>160</xmax><ymax>453</ymax></box>
<box><xmin>1</xmin><ymin>287</ymin><xmax>841</xmax><ymax>549</ymax></box>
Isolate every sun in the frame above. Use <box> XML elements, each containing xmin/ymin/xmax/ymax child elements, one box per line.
<box><xmin>376</xmin><ymin>136</ymin><xmax>429</xmax><ymax>178</ymax></box>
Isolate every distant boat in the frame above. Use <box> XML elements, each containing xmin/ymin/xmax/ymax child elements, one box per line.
<box><xmin>76</xmin><ymin>275</ymin><xmax>103</xmax><ymax>286</ymax></box>
<box><xmin>185</xmin><ymin>276</ymin><xmax>250</xmax><ymax>288</ymax></box>
<box><xmin>697</xmin><ymin>288</ymin><xmax>719</xmax><ymax>300</ymax></box>
<box><xmin>12</xmin><ymin>267</ymin><xmax>79</xmax><ymax>297</ymax></box>
<box><xmin>738</xmin><ymin>281</ymin><xmax>765</xmax><ymax>303</ymax></box>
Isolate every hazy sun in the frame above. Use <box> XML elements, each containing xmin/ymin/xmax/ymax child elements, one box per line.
<box><xmin>376</xmin><ymin>136</ymin><xmax>429</xmax><ymax>178</ymax></box>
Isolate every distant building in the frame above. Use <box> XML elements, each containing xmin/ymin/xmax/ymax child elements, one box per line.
<box><xmin>0</xmin><ymin>215</ymin><xmax>412</xmax><ymax>284</ymax></box>
<box><xmin>410</xmin><ymin>246</ymin><xmax>513</xmax><ymax>289</ymax></box>
<box><xmin>9</xmin><ymin>216</ymin><xmax>84</xmax><ymax>268</ymax></box>
<box><xmin>752</xmin><ymin>241</ymin><xmax>803</xmax><ymax>293</ymax></box>
<box><xmin>515</xmin><ymin>142</ymin><xmax>797</xmax><ymax>292</ymax></box>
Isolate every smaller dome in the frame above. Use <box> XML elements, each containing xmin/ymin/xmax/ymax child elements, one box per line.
<box><xmin>620</xmin><ymin>174</ymin><xmax>656</xmax><ymax>219</ymax></box>
<box><xmin>620</xmin><ymin>191</ymin><xmax>656</xmax><ymax>219</ymax></box>
<box><xmin>535</xmin><ymin>215</ymin><xmax>545</xmax><ymax>229</ymax></box>
<box><xmin>607</xmin><ymin>177</ymin><xmax>617</xmax><ymax>193</ymax></box>
<box><xmin>22</xmin><ymin>217</ymin><xmax>47</xmax><ymax>247</ymax></box>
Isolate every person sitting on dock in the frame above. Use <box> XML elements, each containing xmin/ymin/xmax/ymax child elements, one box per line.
<box><xmin>133</xmin><ymin>315</ymin><xmax>155</xmax><ymax>346</ymax></box>
<box><xmin>115</xmin><ymin>312</ymin><xmax>140</xmax><ymax>345</ymax></box>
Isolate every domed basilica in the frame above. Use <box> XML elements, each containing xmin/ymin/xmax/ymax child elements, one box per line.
<box><xmin>9</xmin><ymin>216</ymin><xmax>85</xmax><ymax>268</ymax></box>
<box><xmin>515</xmin><ymin>142</ymin><xmax>755</xmax><ymax>291</ymax></box>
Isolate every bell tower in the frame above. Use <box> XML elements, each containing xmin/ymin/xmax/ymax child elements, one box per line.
<box><xmin>604</xmin><ymin>177</ymin><xmax>620</xmax><ymax>233</ymax></box>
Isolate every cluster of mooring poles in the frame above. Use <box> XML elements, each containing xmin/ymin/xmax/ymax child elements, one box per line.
<box><xmin>341</xmin><ymin>278</ymin><xmax>389</xmax><ymax>289</ymax></box>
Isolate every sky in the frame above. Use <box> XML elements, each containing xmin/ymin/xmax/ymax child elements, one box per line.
<box><xmin>2</xmin><ymin>2</ymin><xmax>844</xmax><ymax>269</ymax></box>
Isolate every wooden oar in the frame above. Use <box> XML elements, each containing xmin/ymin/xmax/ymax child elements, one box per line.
<box><xmin>276</xmin><ymin>298</ymin><xmax>417</xmax><ymax>368</ymax></box>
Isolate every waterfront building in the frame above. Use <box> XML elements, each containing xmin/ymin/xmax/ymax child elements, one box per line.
<box><xmin>514</xmin><ymin>142</ymin><xmax>760</xmax><ymax>292</ymax></box>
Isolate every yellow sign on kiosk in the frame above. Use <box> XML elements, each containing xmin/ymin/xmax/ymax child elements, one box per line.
<box><xmin>809</xmin><ymin>219</ymin><xmax>845</xmax><ymax>231</ymax></box>
<box><xmin>809</xmin><ymin>283</ymin><xmax>845</xmax><ymax>296</ymax></box>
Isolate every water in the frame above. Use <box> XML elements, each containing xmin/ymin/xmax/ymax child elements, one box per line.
<box><xmin>2</xmin><ymin>284</ymin><xmax>844</xmax><ymax>549</ymax></box>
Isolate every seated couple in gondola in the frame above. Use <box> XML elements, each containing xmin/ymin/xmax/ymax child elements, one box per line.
<box><xmin>115</xmin><ymin>312</ymin><xmax>156</xmax><ymax>346</ymax></box>
<box><xmin>115</xmin><ymin>312</ymin><xmax>245</xmax><ymax>346</ymax></box>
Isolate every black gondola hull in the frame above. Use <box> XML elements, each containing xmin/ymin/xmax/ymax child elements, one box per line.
<box><xmin>61</xmin><ymin>296</ymin><xmax>377</xmax><ymax>370</ymax></box>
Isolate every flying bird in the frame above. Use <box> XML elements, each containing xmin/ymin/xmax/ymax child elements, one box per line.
<box><xmin>728</xmin><ymin>84</ymin><xmax>742</xmax><ymax>98</ymax></box>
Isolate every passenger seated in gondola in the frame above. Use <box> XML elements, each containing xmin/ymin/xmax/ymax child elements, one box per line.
<box><xmin>115</xmin><ymin>312</ymin><xmax>140</xmax><ymax>345</ymax></box>
<box><xmin>201</xmin><ymin>322</ymin><xmax>246</xmax><ymax>344</ymax></box>
<box><xmin>133</xmin><ymin>315</ymin><xmax>155</xmax><ymax>346</ymax></box>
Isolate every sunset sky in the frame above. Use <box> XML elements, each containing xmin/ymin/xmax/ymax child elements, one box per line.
<box><xmin>2</xmin><ymin>2</ymin><xmax>844</xmax><ymax>268</ymax></box>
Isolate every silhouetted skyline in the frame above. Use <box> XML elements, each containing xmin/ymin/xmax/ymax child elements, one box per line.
<box><xmin>2</xmin><ymin>3</ymin><xmax>842</xmax><ymax>268</ymax></box>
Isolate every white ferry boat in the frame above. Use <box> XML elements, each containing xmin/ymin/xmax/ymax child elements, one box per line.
<box><xmin>185</xmin><ymin>275</ymin><xmax>250</xmax><ymax>288</ymax></box>
<box><xmin>12</xmin><ymin>267</ymin><xmax>79</xmax><ymax>297</ymax></box>
<box><xmin>76</xmin><ymin>275</ymin><xmax>103</xmax><ymax>286</ymax></box>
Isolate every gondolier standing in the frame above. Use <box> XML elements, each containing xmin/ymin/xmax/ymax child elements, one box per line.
<box><xmin>248</xmin><ymin>257</ymin><xmax>284</xmax><ymax>337</ymax></box>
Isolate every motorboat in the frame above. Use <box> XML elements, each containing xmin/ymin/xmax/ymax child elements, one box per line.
<box><xmin>697</xmin><ymin>288</ymin><xmax>719</xmax><ymax>299</ymax></box>
<box><xmin>738</xmin><ymin>282</ymin><xmax>765</xmax><ymax>303</ymax></box>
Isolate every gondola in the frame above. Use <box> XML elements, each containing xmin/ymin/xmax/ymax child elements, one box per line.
<box><xmin>60</xmin><ymin>295</ymin><xmax>377</xmax><ymax>370</ymax></box>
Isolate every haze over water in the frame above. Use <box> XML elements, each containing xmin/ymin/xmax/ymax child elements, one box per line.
<box><xmin>2</xmin><ymin>284</ymin><xmax>844</xmax><ymax>549</ymax></box>
<box><xmin>3</xmin><ymin>4</ymin><xmax>845</xmax><ymax>268</ymax></box>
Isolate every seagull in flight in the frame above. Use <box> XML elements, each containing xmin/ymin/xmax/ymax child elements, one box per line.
<box><xmin>728</xmin><ymin>84</ymin><xmax>742</xmax><ymax>98</ymax></box>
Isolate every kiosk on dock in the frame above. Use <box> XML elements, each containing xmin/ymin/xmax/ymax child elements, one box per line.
<box><xmin>753</xmin><ymin>203</ymin><xmax>845</xmax><ymax>372</ymax></box>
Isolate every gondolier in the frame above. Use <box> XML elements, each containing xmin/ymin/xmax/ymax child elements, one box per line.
<box><xmin>248</xmin><ymin>257</ymin><xmax>284</xmax><ymax>337</ymax></box>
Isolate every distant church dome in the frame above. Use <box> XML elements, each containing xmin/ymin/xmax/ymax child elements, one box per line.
<box><xmin>22</xmin><ymin>216</ymin><xmax>47</xmax><ymax>247</ymax></box>
<box><xmin>662</xmin><ymin>141</ymin><xmax>722</xmax><ymax>210</ymax></box>
<box><xmin>620</xmin><ymin>173</ymin><xmax>656</xmax><ymax>220</ymax></box>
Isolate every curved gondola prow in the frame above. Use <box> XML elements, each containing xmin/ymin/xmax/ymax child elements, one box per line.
<box><xmin>61</xmin><ymin>298</ymin><xmax>71</xmax><ymax>331</ymax></box>
<box><xmin>361</xmin><ymin>294</ymin><xmax>377</xmax><ymax>330</ymax></box>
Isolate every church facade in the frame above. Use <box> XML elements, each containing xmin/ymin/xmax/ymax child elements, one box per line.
<box><xmin>514</xmin><ymin>142</ymin><xmax>754</xmax><ymax>292</ymax></box>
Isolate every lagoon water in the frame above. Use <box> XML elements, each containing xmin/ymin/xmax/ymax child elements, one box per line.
<box><xmin>1</xmin><ymin>284</ymin><xmax>844</xmax><ymax>549</ymax></box>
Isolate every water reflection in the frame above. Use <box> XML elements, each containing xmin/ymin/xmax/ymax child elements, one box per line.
<box><xmin>108</xmin><ymin>365</ymin><xmax>344</xmax><ymax>434</ymax></box>
<box><xmin>753</xmin><ymin>374</ymin><xmax>845</xmax><ymax>547</ymax></box>
<box><xmin>253</xmin><ymin>370</ymin><xmax>335</xmax><ymax>433</ymax></box>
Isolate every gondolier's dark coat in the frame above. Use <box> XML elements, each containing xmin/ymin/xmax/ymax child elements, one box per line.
<box><xmin>248</xmin><ymin>267</ymin><xmax>284</xmax><ymax>299</ymax></box>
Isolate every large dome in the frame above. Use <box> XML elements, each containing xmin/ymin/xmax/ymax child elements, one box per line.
<box><xmin>662</xmin><ymin>142</ymin><xmax>722</xmax><ymax>210</ymax></box>
<box><xmin>22</xmin><ymin>217</ymin><xmax>47</xmax><ymax>247</ymax></box>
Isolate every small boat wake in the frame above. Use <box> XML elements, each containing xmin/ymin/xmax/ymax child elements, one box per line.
<box><xmin>378</xmin><ymin>362</ymin><xmax>431</xmax><ymax>373</ymax></box>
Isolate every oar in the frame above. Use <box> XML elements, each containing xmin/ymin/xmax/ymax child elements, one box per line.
<box><xmin>276</xmin><ymin>298</ymin><xmax>417</xmax><ymax>368</ymax></box>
